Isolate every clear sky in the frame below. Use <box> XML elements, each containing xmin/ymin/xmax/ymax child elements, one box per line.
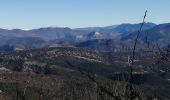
<box><xmin>0</xmin><ymin>0</ymin><xmax>169</xmax><ymax>29</ymax></box>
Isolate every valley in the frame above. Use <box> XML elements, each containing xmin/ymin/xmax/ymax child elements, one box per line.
<box><xmin>0</xmin><ymin>46</ymin><xmax>169</xmax><ymax>99</ymax></box>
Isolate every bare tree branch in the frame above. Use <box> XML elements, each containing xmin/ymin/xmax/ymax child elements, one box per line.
<box><xmin>128</xmin><ymin>10</ymin><xmax>147</xmax><ymax>100</ymax></box>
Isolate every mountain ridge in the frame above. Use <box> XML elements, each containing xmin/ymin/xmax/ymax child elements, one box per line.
<box><xmin>1</xmin><ymin>22</ymin><xmax>170</xmax><ymax>51</ymax></box>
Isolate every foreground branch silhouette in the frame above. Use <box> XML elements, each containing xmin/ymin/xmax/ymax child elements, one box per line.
<box><xmin>127</xmin><ymin>10</ymin><xmax>147</xmax><ymax>100</ymax></box>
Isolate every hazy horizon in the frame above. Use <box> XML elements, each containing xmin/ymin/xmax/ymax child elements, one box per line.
<box><xmin>0</xmin><ymin>22</ymin><xmax>159</xmax><ymax>30</ymax></box>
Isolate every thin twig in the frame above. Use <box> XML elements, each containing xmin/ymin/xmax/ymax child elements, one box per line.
<box><xmin>128</xmin><ymin>10</ymin><xmax>147</xmax><ymax>100</ymax></box>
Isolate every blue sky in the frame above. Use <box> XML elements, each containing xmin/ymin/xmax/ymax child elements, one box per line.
<box><xmin>0</xmin><ymin>0</ymin><xmax>169</xmax><ymax>29</ymax></box>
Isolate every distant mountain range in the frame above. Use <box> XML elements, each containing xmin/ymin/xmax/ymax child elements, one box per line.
<box><xmin>74</xmin><ymin>22</ymin><xmax>156</xmax><ymax>33</ymax></box>
<box><xmin>0</xmin><ymin>22</ymin><xmax>170</xmax><ymax>51</ymax></box>
<box><xmin>121</xmin><ymin>23</ymin><xmax>170</xmax><ymax>47</ymax></box>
